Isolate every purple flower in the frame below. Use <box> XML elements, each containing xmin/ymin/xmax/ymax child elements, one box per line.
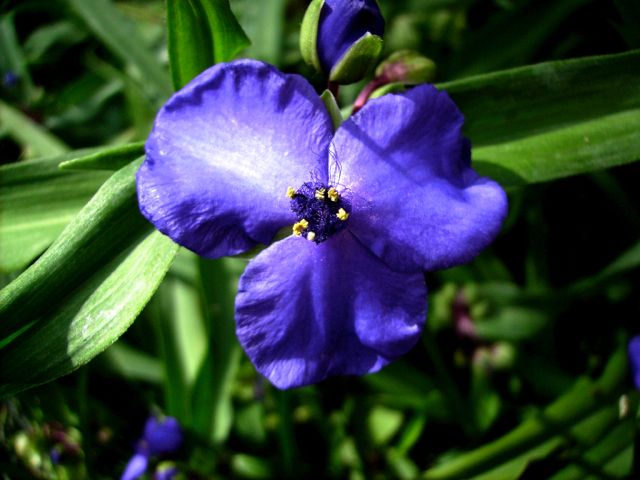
<box><xmin>121</xmin><ymin>416</ymin><xmax>182</xmax><ymax>480</ymax></box>
<box><xmin>121</xmin><ymin>452</ymin><xmax>149</xmax><ymax>480</ymax></box>
<box><xmin>317</xmin><ymin>0</ymin><xmax>384</xmax><ymax>74</ymax></box>
<box><xmin>628</xmin><ymin>336</ymin><xmax>640</xmax><ymax>390</ymax></box>
<box><xmin>143</xmin><ymin>416</ymin><xmax>183</xmax><ymax>456</ymax></box>
<box><xmin>137</xmin><ymin>60</ymin><xmax>507</xmax><ymax>389</ymax></box>
<box><xmin>2</xmin><ymin>71</ymin><xmax>19</xmax><ymax>88</ymax></box>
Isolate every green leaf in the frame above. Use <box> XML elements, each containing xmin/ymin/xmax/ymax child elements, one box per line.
<box><xmin>448</xmin><ymin>0</ymin><xmax>592</xmax><ymax>78</ymax></box>
<box><xmin>474</xmin><ymin>109</ymin><xmax>640</xmax><ymax>188</ymax></box>
<box><xmin>0</xmin><ymin>99</ymin><xmax>69</xmax><ymax>157</ymax></box>
<box><xmin>368</xmin><ymin>406</ymin><xmax>404</xmax><ymax>446</ymax></box>
<box><xmin>166</xmin><ymin>0</ymin><xmax>214</xmax><ymax>90</ymax></box>
<box><xmin>195</xmin><ymin>0</ymin><xmax>250</xmax><ymax>63</ymax></box>
<box><xmin>191</xmin><ymin>256</ymin><xmax>245</xmax><ymax>444</ymax></box>
<box><xmin>421</xmin><ymin>348</ymin><xmax>628</xmax><ymax>480</ymax></box>
<box><xmin>100</xmin><ymin>341</ymin><xmax>163</xmax><ymax>384</ymax></box>
<box><xmin>1</xmin><ymin>144</ymin><xmax>145</xmax><ymax>273</ymax></box>
<box><xmin>237</xmin><ymin>0</ymin><xmax>286</xmax><ymax>65</ymax></box>
<box><xmin>166</xmin><ymin>0</ymin><xmax>250</xmax><ymax>90</ymax></box>
<box><xmin>0</xmin><ymin>160</ymin><xmax>178</xmax><ymax>397</ymax></box>
<box><xmin>0</xmin><ymin>150</ymin><xmax>112</xmax><ymax>273</ymax></box>
<box><xmin>58</xmin><ymin>141</ymin><xmax>145</xmax><ymax>171</ymax></box>
<box><xmin>65</xmin><ymin>0</ymin><xmax>173</xmax><ymax>100</ymax></box>
<box><xmin>0</xmin><ymin>13</ymin><xmax>35</xmax><ymax>101</ymax></box>
<box><xmin>548</xmin><ymin>405</ymin><xmax>636</xmax><ymax>479</ymax></box>
<box><xmin>23</xmin><ymin>21</ymin><xmax>87</xmax><ymax>64</ymax></box>
<box><xmin>439</xmin><ymin>50</ymin><xmax>640</xmax><ymax>187</ymax></box>
<box><xmin>569</xmin><ymin>238</ymin><xmax>640</xmax><ymax>295</ymax></box>
<box><xmin>151</xmin><ymin>250</ymin><xmax>208</xmax><ymax>424</ymax></box>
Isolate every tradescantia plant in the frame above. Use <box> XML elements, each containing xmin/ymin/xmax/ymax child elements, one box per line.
<box><xmin>1</xmin><ymin>0</ymin><xmax>640</xmax><ymax>478</ymax></box>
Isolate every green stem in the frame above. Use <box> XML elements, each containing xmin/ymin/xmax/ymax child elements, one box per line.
<box><xmin>422</xmin><ymin>348</ymin><xmax>628</xmax><ymax>479</ymax></box>
<box><xmin>422</xmin><ymin>328</ymin><xmax>476</xmax><ymax>437</ymax></box>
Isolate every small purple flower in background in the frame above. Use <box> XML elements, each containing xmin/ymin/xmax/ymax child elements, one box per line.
<box><xmin>137</xmin><ymin>60</ymin><xmax>507</xmax><ymax>389</ymax></box>
<box><xmin>143</xmin><ymin>416</ymin><xmax>182</xmax><ymax>456</ymax></box>
<box><xmin>2</xmin><ymin>71</ymin><xmax>19</xmax><ymax>88</ymax></box>
<box><xmin>627</xmin><ymin>336</ymin><xmax>640</xmax><ymax>390</ymax></box>
<box><xmin>121</xmin><ymin>416</ymin><xmax>182</xmax><ymax>480</ymax></box>
<box><xmin>317</xmin><ymin>0</ymin><xmax>384</xmax><ymax>74</ymax></box>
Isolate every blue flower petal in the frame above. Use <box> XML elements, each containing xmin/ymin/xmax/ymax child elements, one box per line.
<box><xmin>318</xmin><ymin>0</ymin><xmax>385</xmax><ymax>73</ymax></box>
<box><xmin>144</xmin><ymin>416</ymin><xmax>182</xmax><ymax>456</ymax></box>
<box><xmin>332</xmin><ymin>84</ymin><xmax>508</xmax><ymax>272</ymax></box>
<box><xmin>121</xmin><ymin>452</ymin><xmax>149</xmax><ymax>480</ymax></box>
<box><xmin>628</xmin><ymin>336</ymin><xmax>640</xmax><ymax>390</ymax></box>
<box><xmin>235</xmin><ymin>231</ymin><xmax>427</xmax><ymax>389</ymax></box>
<box><xmin>138</xmin><ymin>60</ymin><xmax>334</xmax><ymax>258</ymax></box>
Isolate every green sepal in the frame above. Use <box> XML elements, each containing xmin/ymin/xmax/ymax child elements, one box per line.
<box><xmin>320</xmin><ymin>89</ymin><xmax>343</xmax><ymax>130</ymax></box>
<box><xmin>329</xmin><ymin>32</ymin><xmax>383</xmax><ymax>84</ymax></box>
<box><xmin>299</xmin><ymin>0</ymin><xmax>324</xmax><ymax>71</ymax></box>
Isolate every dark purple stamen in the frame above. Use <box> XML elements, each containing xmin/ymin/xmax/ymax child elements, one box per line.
<box><xmin>290</xmin><ymin>181</ymin><xmax>350</xmax><ymax>243</ymax></box>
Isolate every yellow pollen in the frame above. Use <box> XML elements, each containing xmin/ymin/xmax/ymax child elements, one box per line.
<box><xmin>327</xmin><ymin>187</ymin><xmax>339</xmax><ymax>202</ymax></box>
<box><xmin>293</xmin><ymin>219</ymin><xmax>309</xmax><ymax>236</ymax></box>
<box><xmin>336</xmin><ymin>208</ymin><xmax>349</xmax><ymax>221</ymax></box>
<box><xmin>286</xmin><ymin>186</ymin><xmax>296</xmax><ymax>198</ymax></box>
<box><xmin>314</xmin><ymin>188</ymin><xmax>326</xmax><ymax>200</ymax></box>
<box><xmin>306</xmin><ymin>231</ymin><xmax>316</xmax><ymax>242</ymax></box>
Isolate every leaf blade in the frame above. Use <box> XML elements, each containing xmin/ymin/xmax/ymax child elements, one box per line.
<box><xmin>0</xmin><ymin>160</ymin><xmax>178</xmax><ymax>396</ymax></box>
<box><xmin>166</xmin><ymin>0</ymin><xmax>214</xmax><ymax>90</ymax></box>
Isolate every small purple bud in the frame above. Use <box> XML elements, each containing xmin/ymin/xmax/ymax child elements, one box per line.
<box><xmin>301</xmin><ymin>0</ymin><xmax>385</xmax><ymax>84</ymax></box>
<box><xmin>317</xmin><ymin>0</ymin><xmax>384</xmax><ymax>74</ymax></box>
<box><xmin>627</xmin><ymin>336</ymin><xmax>640</xmax><ymax>390</ymax></box>
<box><xmin>3</xmin><ymin>71</ymin><xmax>19</xmax><ymax>88</ymax></box>
<box><xmin>143</xmin><ymin>416</ymin><xmax>183</xmax><ymax>456</ymax></box>
<box><xmin>50</xmin><ymin>447</ymin><xmax>61</xmax><ymax>465</ymax></box>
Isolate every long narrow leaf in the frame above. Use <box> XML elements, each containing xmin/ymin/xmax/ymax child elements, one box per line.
<box><xmin>0</xmin><ymin>144</ymin><xmax>145</xmax><ymax>273</ymax></box>
<box><xmin>439</xmin><ymin>50</ymin><xmax>640</xmax><ymax>186</ymax></box>
<box><xmin>66</xmin><ymin>0</ymin><xmax>173</xmax><ymax>100</ymax></box>
<box><xmin>422</xmin><ymin>348</ymin><xmax>628</xmax><ymax>479</ymax></box>
<box><xmin>0</xmin><ymin>99</ymin><xmax>68</xmax><ymax>157</ymax></box>
<box><xmin>0</xmin><ymin>151</ymin><xmax>110</xmax><ymax>272</ymax></box>
<box><xmin>444</xmin><ymin>50</ymin><xmax>640</xmax><ymax>146</ymax></box>
<box><xmin>195</xmin><ymin>0</ymin><xmax>250</xmax><ymax>63</ymax></box>
<box><xmin>0</xmin><ymin>161</ymin><xmax>178</xmax><ymax>396</ymax></box>
<box><xmin>167</xmin><ymin>0</ymin><xmax>213</xmax><ymax>90</ymax></box>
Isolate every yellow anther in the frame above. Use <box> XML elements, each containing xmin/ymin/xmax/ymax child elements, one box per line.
<box><xmin>306</xmin><ymin>231</ymin><xmax>316</xmax><ymax>242</ymax></box>
<box><xmin>336</xmin><ymin>208</ymin><xmax>349</xmax><ymax>221</ymax></box>
<box><xmin>327</xmin><ymin>187</ymin><xmax>339</xmax><ymax>202</ymax></box>
<box><xmin>292</xmin><ymin>219</ymin><xmax>309</xmax><ymax>236</ymax></box>
<box><xmin>315</xmin><ymin>188</ymin><xmax>326</xmax><ymax>200</ymax></box>
<box><xmin>286</xmin><ymin>186</ymin><xmax>296</xmax><ymax>198</ymax></box>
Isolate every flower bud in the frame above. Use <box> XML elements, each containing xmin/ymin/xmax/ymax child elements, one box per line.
<box><xmin>300</xmin><ymin>0</ymin><xmax>385</xmax><ymax>84</ymax></box>
<box><xmin>375</xmin><ymin>50</ymin><xmax>436</xmax><ymax>84</ymax></box>
<box><xmin>143</xmin><ymin>416</ymin><xmax>183</xmax><ymax>456</ymax></box>
<box><xmin>628</xmin><ymin>335</ymin><xmax>640</xmax><ymax>390</ymax></box>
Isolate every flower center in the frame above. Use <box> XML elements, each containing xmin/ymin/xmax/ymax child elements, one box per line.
<box><xmin>287</xmin><ymin>181</ymin><xmax>351</xmax><ymax>243</ymax></box>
